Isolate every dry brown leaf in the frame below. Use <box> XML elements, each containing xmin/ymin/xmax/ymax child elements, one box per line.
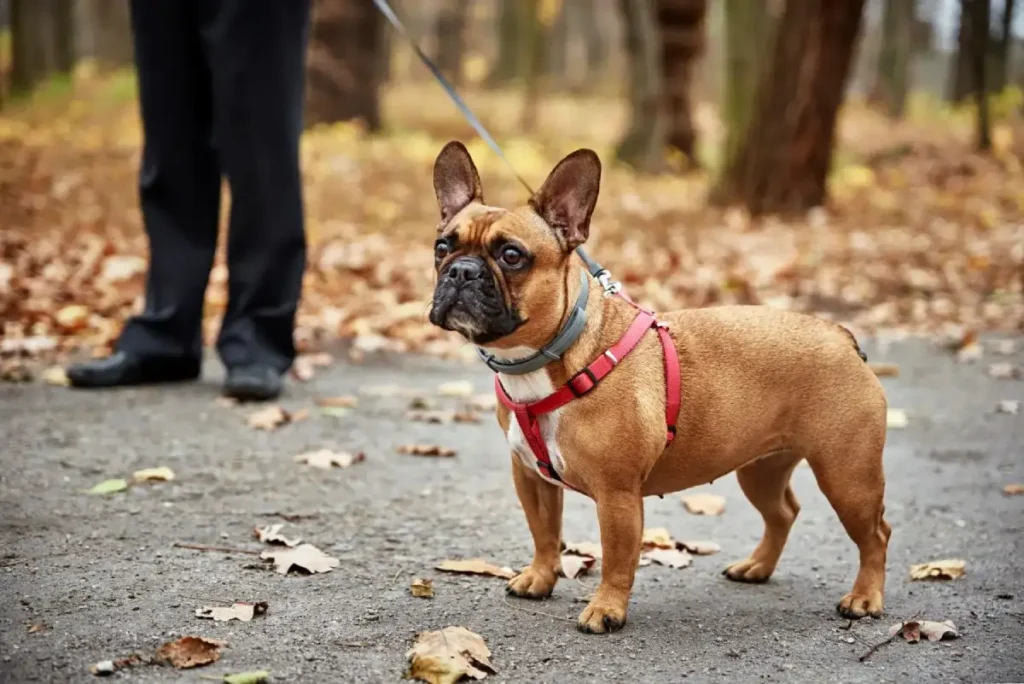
<box><xmin>435</xmin><ymin>558</ymin><xmax>516</xmax><ymax>580</ymax></box>
<box><xmin>641</xmin><ymin>527</ymin><xmax>675</xmax><ymax>550</ymax></box>
<box><xmin>132</xmin><ymin>466</ymin><xmax>175</xmax><ymax>483</ymax></box>
<box><xmin>889</xmin><ymin>619</ymin><xmax>959</xmax><ymax>643</ymax></box>
<box><xmin>643</xmin><ymin>547</ymin><xmax>693</xmax><ymax>569</ymax></box>
<box><xmin>54</xmin><ymin>304</ymin><xmax>89</xmax><ymax>332</ymax></box>
<box><xmin>406</xmin><ymin>626</ymin><xmax>496</xmax><ymax>684</ymax></box>
<box><xmin>563</xmin><ymin>541</ymin><xmax>602</xmax><ymax>559</ymax></box>
<box><xmin>260</xmin><ymin>543</ymin><xmax>339</xmax><ymax>575</ymax></box>
<box><xmin>410</xmin><ymin>578</ymin><xmax>435</xmax><ymax>598</ymax></box>
<box><xmin>1003</xmin><ymin>483</ymin><xmax>1024</xmax><ymax>495</ymax></box>
<box><xmin>437</xmin><ymin>380</ymin><xmax>474</xmax><ymax>397</ymax></box>
<box><xmin>315</xmin><ymin>395</ymin><xmax>358</xmax><ymax>408</ymax></box>
<box><xmin>681</xmin><ymin>493</ymin><xmax>726</xmax><ymax>516</ymax></box>
<box><xmin>407</xmin><ymin>409</ymin><xmax>456</xmax><ymax>424</ymax></box>
<box><xmin>41</xmin><ymin>366</ymin><xmax>70</xmax><ymax>386</ymax></box>
<box><xmin>246</xmin><ymin>405</ymin><xmax>291</xmax><ymax>431</ymax></box>
<box><xmin>195</xmin><ymin>601</ymin><xmax>268</xmax><ymax>622</ymax></box>
<box><xmin>988</xmin><ymin>362</ymin><xmax>1021</xmax><ymax>379</ymax></box>
<box><xmin>868</xmin><ymin>362</ymin><xmax>900</xmax><ymax>377</ymax></box>
<box><xmin>253</xmin><ymin>524</ymin><xmax>302</xmax><ymax>547</ymax></box>
<box><xmin>559</xmin><ymin>553</ymin><xmax>596</xmax><ymax>579</ymax></box>
<box><xmin>909</xmin><ymin>558</ymin><xmax>966</xmax><ymax>581</ymax></box>
<box><xmin>154</xmin><ymin>636</ymin><xmax>225</xmax><ymax>669</ymax></box>
<box><xmin>995</xmin><ymin>400</ymin><xmax>1020</xmax><ymax>415</ymax></box>
<box><xmin>886</xmin><ymin>408</ymin><xmax>909</xmax><ymax>428</ymax></box>
<box><xmin>397</xmin><ymin>444</ymin><xmax>456</xmax><ymax>457</ymax></box>
<box><xmin>27</xmin><ymin>623</ymin><xmax>45</xmax><ymax>633</ymax></box>
<box><xmin>293</xmin><ymin>449</ymin><xmax>365</xmax><ymax>470</ymax></box>
<box><xmin>679</xmin><ymin>540</ymin><xmax>722</xmax><ymax>555</ymax></box>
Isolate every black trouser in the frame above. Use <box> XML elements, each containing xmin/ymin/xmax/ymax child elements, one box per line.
<box><xmin>118</xmin><ymin>0</ymin><xmax>311</xmax><ymax>373</ymax></box>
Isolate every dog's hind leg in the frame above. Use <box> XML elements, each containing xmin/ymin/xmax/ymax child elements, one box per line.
<box><xmin>723</xmin><ymin>451</ymin><xmax>803</xmax><ymax>583</ymax></box>
<box><xmin>808</xmin><ymin>437</ymin><xmax>891</xmax><ymax>619</ymax></box>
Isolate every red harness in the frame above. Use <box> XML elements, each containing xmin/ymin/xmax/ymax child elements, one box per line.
<box><xmin>494</xmin><ymin>295</ymin><xmax>681</xmax><ymax>490</ymax></box>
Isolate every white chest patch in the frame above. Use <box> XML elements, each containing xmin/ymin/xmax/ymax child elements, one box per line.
<box><xmin>496</xmin><ymin>364</ymin><xmax>567</xmax><ymax>486</ymax></box>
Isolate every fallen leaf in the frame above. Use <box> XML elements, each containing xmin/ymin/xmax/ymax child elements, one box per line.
<box><xmin>995</xmin><ymin>400</ymin><xmax>1020</xmax><ymax>415</ymax></box>
<box><xmin>195</xmin><ymin>601</ymin><xmax>268</xmax><ymax>622</ymax></box>
<box><xmin>953</xmin><ymin>330</ymin><xmax>983</xmax><ymax>363</ymax></box>
<box><xmin>641</xmin><ymin>527</ymin><xmax>675</xmax><ymax>550</ymax></box>
<box><xmin>909</xmin><ymin>559</ymin><xmax>966</xmax><ymax>581</ymax></box>
<box><xmin>467</xmin><ymin>394</ymin><xmax>497</xmax><ymax>411</ymax></box>
<box><xmin>643</xmin><ymin>547</ymin><xmax>693</xmax><ymax>569</ymax></box>
<box><xmin>315</xmin><ymin>395</ymin><xmax>358</xmax><ymax>408</ymax></box>
<box><xmin>889</xmin><ymin>619</ymin><xmax>959</xmax><ymax>643</ymax></box>
<box><xmin>410</xmin><ymin>578</ymin><xmax>435</xmax><ymax>598</ymax></box>
<box><xmin>678</xmin><ymin>540</ymin><xmax>722</xmax><ymax>555</ymax></box>
<box><xmin>154</xmin><ymin>636</ymin><xmax>225</xmax><ymax>669</ymax></box>
<box><xmin>253</xmin><ymin>524</ymin><xmax>302</xmax><ymax>547</ymax></box>
<box><xmin>559</xmin><ymin>553</ymin><xmax>596</xmax><ymax>579</ymax></box>
<box><xmin>293</xmin><ymin>449</ymin><xmax>365</xmax><ymax>470</ymax></box>
<box><xmin>563</xmin><ymin>541</ymin><xmax>602</xmax><ymax>559</ymax></box>
<box><xmin>407</xmin><ymin>409</ymin><xmax>456</xmax><ymax>424</ymax></box>
<box><xmin>89</xmin><ymin>660</ymin><xmax>116</xmax><ymax>676</ymax></box>
<box><xmin>435</xmin><ymin>558</ymin><xmax>516</xmax><ymax>580</ymax></box>
<box><xmin>223</xmin><ymin>671</ymin><xmax>271</xmax><ymax>684</ymax></box>
<box><xmin>1003</xmin><ymin>483</ymin><xmax>1024</xmax><ymax>495</ymax></box>
<box><xmin>437</xmin><ymin>380</ymin><xmax>474</xmax><ymax>397</ymax></box>
<box><xmin>261</xmin><ymin>543</ymin><xmax>339</xmax><ymax>575</ymax></box>
<box><xmin>868</xmin><ymin>362</ymin><xmax>900</xmax><ymax>377</ymax></box>
<box><xmin>41</xmin><ymin>366</ymin><xmax>69</xmax><ymax>386</ymax></box>
<box><xmin>397</xmin><ymin>444</ymin><xmax>456</xmax><ymax>457</ymax></box>
<box><xmin>681</xmin><ymin>493</ymin><xmax>726</xmax><ymax>516</ymax></box>
<box><xmin>54</xmin><ymin>304</ymin><xmax>89</xmax><ymax>332</ymax></box>
<box><xmin>132</xmin><ymin>466</ymin><xmax>175</xmax><ymax>483</ymax></box>
<box><xmin>86</xmin><ymin>478</ymin><xmax>128</xmax><ymax>495</ymax></box>
<box><xmin>246</xmin><ymin>406</ymin><xmax>291</xmax><ymax>431</ymax></box>
<box><xmin>406</xmin><ymin>626</ymin><xmax>496</xmax><ymax>684</ymax></box>
<box><xmin>27</xmin><ymin>623</ymin><xmax>45</xmax><ymax>633</ymax></box>
<box><xmin>453</xmin><ymin>410</ymin><xmax>481</xmax><ymax>424</ymax></box>
<box><xmin>988</xmin><ymin>362</ymin><xmax>1021</xmax><ymax>379</ymax></box>
<box><xmin>886</xmin><ymin>408</ymin><xmax>909</xmax><ymax>428</ymax></box>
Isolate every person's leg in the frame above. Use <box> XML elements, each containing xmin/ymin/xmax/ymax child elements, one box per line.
<box><xmin>201</xmin><ymin>0</ymin><xmax>311</xmax><ymax>399</ymax></box>
<box><xmin>68</xmin><ymin>0</ymin><xmax>221</xmax><ymax>387</ymax></box>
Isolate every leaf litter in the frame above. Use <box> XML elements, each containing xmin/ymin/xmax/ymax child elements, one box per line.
<box><xmin>246</xmin><ymin>406</ymin><xmax>292</xmax><ymax>431</ymax></box>
<box><xmin>889</xmin><ymin>619</ymin><xmax>960</xmax><ymax>643</ymax></box>
<box><xmin>85</xmin><ymin>478</ymin><xmax>128</xmax><ymax>495</ymax></box>
<box><xmin>406</xmin><ymin>626</ymin><xmax>496</xmax><ymax>684</ymax></box>
<box><xmin>410</xmin><ymin>578</ymin><xmax>435</xmax><ymax>598</ymax></box>
<box><xmin>132</xmin><ymin>466</ymin><xmax>175</xmax><ymax>482</ymax></box>
<box><xmin>154</xmin><ymin>636</ymin><xmax>226</xmax><ymax>669</ymax></box>
<box><xmin>681</xmin><ymin>493</ymin><xmax>726</xmax><ymax>516</ymax></box>
<box><xmin>910</xmin><ymin>558</ymin><xmax>966</xmax><ymax>580</ymax></box>
<box><xmin>260</xmin><ymin>543</ymin><xmax>340</xmax><ymax>575</ymax></box>
<box><xmin>397</xmin><ymin>444</ymin><xmax>456</xmax><ymax>457</ymax></box>
<box><xmin>253</xmin><ymin>524</ymin><xmax>302</xmax><ymax>547</ymax></box>
<box><xmin>435</xmin><ymin>558</ymin><xmax>516</xmax><ymax>580</ymax></box>
<box><xmin>195</xmin><ymin>601</ymin><xmax>268</xmax><ymax>622</ymax></box>
<box><xmin>293</xmin><ymin>449</ymin><xmax>365</xmax><ymax>469</ymax></box>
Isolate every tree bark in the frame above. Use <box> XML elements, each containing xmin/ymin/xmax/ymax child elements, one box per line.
<box><xmin>11</xmin><ymin>0</ymin><xmax>75</xmax><ymax>93</ymax></box>
<box><xmin>871</xmin><ymin>0</ymin><xmax>915</xmax><ymax>118</ymax></box>
<box><xmin>305</xmin><ymin>0</ymin><xmax>385</xmax><ymax>131</ymax></box>
<box><xmin>949</xmin><ymin>0</ymin><xmax>995</xmax><ymax>102</ymax></box>
<box><xmin>992</xmin><ymin>0</ymin><xmax>1016</xmax><ymax>92</ymax></box>
<box><xmin>519</xmin><ymin>0</ymin><xmax>549</xmax><ymax>132</ymax></box>
<box><xmin>75</xmin><ymin>0</ymin><xmax>134</xmax><ymax>68</ymax></box>
<box><xmin>972</xmin><ymin>0</ymin><xmax>991</xmax><ymax>150</ymax></box>
<box><xmin>433</xmin><ymin>0</ymin><xmax>470</xmax><ymax>87</ymax></box>
<box><xmin>487</xmin><ymin>0</ymin><xmax>520</xmax><ymax>86</ymax></box>
<box><xmin>656</xmin><ymin>0</ymin><xmax>708</xmax><ymax>170</ymax></box>
<box><xmin>615</xmin><ymin>0</ymin><xmax>667</xmax><ymax>172</ymax></box>
<box><xmin>714</xmin><ymin>0</ymin><xmax>866</xmax><ymax>216</ymax></box>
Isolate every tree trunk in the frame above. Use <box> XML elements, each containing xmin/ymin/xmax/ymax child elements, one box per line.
<box><xmin>305</xmin><ymin>0</ymin><xmax>384</xmax><ymax>131</ymax></box>
<box><xmin>716</xmin><ymin>0</ymin><xmax>771</xmax><ymax>195</ymax></box>
<box><xmin>433</xmin><ymin>0</ymin><xmax>470</xmax><ymax>87</ymax></box>
<box><xmin>615</xmin><ymin>0</ymin><xmax>667</xmax><ymax>172</ymax></box>
<box><xmin>519</xmin><ymin>0</ymin><xmax>549</xmax><ymax>132</ymax></box>
<box><xmin>656</xmin><ymin>0</ymin><xmax>707</xmax><ymax>170</ymax></box>
<box><xmin>579</xmin><ymin>0</ymin><xmax>609</xmax><ymax>82</ymax></box>
<box><xmin>992</xmin><ymin>0</ymin><xmax>1016</xmax><ymax>92</ymax></box>
<box><xmin>948</xmin><ymin>0</ymin><xmax>994</xmax><ymax>103</ymax></box>
<box><xmin>714</xmin><ymin>0</ymin><xmax>866</xmax><ymax>215</ymax></box>
<box><xmin>487</xmin><ymin>0</ymin><xmax>520</xmax><ymax>86</ymax></box>
<box><xmin>75</xmin><ymin>0</ymin><xmax>133</xmax><ymax>68</ymax></box>
<box><xmin>11</xmin><ymin>0</ymin><xmax>75</xmax><ymax>94</ymax></box>
<box><xmin>871</xmin><ymin>0</ymin><xmax>915</xmax><ymax>118</ymax></box>
<box><xmin>972</xmin><ymin>0</ymin><xmax>991</xmax><ymax>150</ymax></box>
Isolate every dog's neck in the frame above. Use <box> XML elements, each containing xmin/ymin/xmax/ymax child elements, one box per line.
<box><xmin>481</xmin><ymin>261</ymin><xmax>632</xmax><ymax>403</ymax></box>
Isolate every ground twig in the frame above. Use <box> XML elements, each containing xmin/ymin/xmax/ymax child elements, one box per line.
<box><xmin>859</xmin><ymin>633</ymin><xmax>897</xmax><ymax>662</ymax></box>
<box><xmin>172</xmin><ymin>542</ymin><xmax>262</xmax><ymax>556</ymax></box>
<box><xmin>502</xmin><ymin>594</ymin><xmax>575</xmax><ymax>623</ymax></box>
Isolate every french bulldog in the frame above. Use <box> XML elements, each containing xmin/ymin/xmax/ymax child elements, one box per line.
<box><xmin>428</xmin><ymin>141</ymin><xmax>891</xmax><ymax>634</ymax></box>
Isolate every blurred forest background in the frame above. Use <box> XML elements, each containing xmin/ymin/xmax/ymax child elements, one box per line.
<box><xmin>1</xmin><ymin>0</ymin><xmax>1022</xmax><ymax>376</ymax></box>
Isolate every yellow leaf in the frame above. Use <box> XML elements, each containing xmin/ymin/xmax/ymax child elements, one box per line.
<box><xmin>406</xmin><ymin>626</ymin><xmax>496</xmax><ymax>684</ymax></box>
<box><xmin>909</xmin><ymin>559</ymin><xmax>966</xmax><ymax>581</ymax></box>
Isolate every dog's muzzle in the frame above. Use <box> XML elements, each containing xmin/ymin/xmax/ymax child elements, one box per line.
<box><xmin>429</xmin><ymin>256</ymin><xmax>520</xmax><ymax>343</ymax></box>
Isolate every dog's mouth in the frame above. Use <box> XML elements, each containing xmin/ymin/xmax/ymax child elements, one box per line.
<box><xmin>429</xmin><ymin>278</ymin><xmax>522</xmax><ymax>345</ymax></box>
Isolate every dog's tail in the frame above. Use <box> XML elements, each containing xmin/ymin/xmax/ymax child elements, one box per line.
<box><xmin>838</xmin><ymin>325</ymin><xmax>868</xmax><ymax>362</ymax></box>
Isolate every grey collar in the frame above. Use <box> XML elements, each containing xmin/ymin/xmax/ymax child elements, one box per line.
<box><xmin>476</xmin><ymin>270</ymin><xmax>590</xmax><ymax>375</ymax></box>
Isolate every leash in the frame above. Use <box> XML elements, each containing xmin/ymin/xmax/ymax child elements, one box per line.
<box><xmin>370</xmin><ymin>0</ymin><xmax>622</xmax><ymax>298</ymax></box>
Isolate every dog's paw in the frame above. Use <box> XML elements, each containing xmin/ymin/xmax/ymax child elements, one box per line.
<box><xmin>722</xmin><ymin>557</ymin><xmax>775</xmax><ymax>583</ymax></box>
<box><xmin>836</xmin><ymin>591</ymin><xmax>883</xmax><ymax>619</ymax></box>
<box><xmin>576</xmin><ymin>600</ymin><xmax>627</xmax><ymax>634</ymax></box>
<box><xmin>506</xmin><ymin>566</ymin><xmax>556</xmax><ymax>600</ymax></box>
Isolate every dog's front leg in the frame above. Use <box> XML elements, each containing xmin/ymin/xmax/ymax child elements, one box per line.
<box><xmin>506</xmin><ymin>455</ymin><xmax>563</xmax><ymax>599</ymax></box>
<box><xmin>578</xmin><ymin>490</ymin><xmax>643</xmax><ymax>634</ymax></box>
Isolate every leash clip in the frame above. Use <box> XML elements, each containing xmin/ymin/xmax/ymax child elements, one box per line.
<box><xmin>595</xmin><ymin>271</ymin><xmax>622</xmax><ymax>297</ymax></box>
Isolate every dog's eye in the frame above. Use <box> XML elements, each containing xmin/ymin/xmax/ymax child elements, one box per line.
<box><xmin>500</xmin><ymin>245</ymin><xmax>524</xmax><ymax>267</ymax></box>
<box><xmin>434</xmin><ymin>241</ymin><xmax>451</xmax><ymax>260</ymax></box>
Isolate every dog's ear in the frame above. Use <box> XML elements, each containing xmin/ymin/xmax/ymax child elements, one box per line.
<box><xmin>433</xmin><ymin>141</ymin><xmax>483</xmax><ymax>224</ymax></box>
<box><xmin>529</xmin><ymin>149</ymin><xmax>601</xmax><ymax>252</ymax></box>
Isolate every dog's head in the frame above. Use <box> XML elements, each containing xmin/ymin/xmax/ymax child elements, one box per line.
<box><xmin>427</xmin><ymin>141</ymin><xmax>601</xmax><ymax>349</ymax></box>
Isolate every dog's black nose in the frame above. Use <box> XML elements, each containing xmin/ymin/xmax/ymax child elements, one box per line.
<box><xmin>445</xmin><ymin>257</ymin><xmax>484</xmax><ymax>284</ymax></box>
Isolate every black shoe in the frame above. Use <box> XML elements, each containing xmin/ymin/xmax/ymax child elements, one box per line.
<box><xmin>66</xmin><ymin>351</ymin><xmax>201</xmax><ymax>388</ymax></box>
<box><xmin>223</xmin><ymin>364</ymin><xmax>282</xmax><ymax>402</ymax></box>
